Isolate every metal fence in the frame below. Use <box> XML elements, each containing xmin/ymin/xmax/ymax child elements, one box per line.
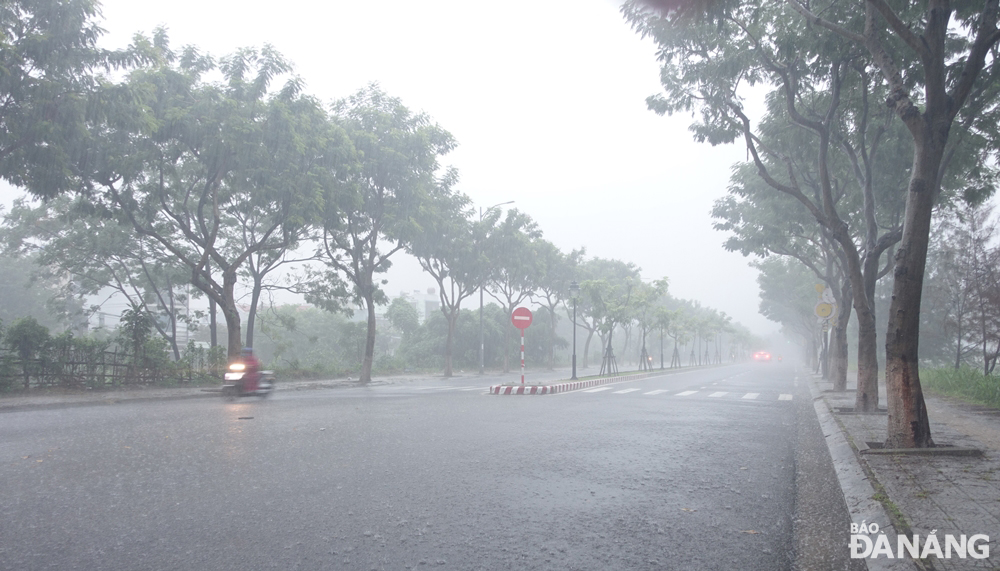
<box><xmin>0</xmin><ymin>345</ymin><xmax>225</xmax><ymax>391</ymax></box>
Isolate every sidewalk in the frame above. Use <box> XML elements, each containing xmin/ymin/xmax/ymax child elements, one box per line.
<box><xmin>811</xmin><ymin>372</ymin><xmax>1000</xmax><ymax>570</ymax></box>
<box><xmin>0</xmin><ymin>374</ymin><xmax>431</xmax><ymax>412</ymax></box>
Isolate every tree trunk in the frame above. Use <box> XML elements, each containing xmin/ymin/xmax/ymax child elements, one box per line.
<box><xmin>829</xmin><ymin>282</ymin><xmax>852</xmax><ymax>391</ymax></box>
<box><xmin>209</xmin><ymin>297</ymin><xmax>218</xmax><ymax>348</ymax></box>
<box><xmin>954</xmin><ymin>309</ymin><xmax>963</xmax><ymax>370</ymax></box>
<box><xmin>833</xmin><ymin>238</ymin><xmax>880</xmax><ymax>412</ymax></box>
<box><xmin>884</xmin><ymin>142</ymin><xmax>941</xmax><ymax>448</ymax></box>
<box><xmin>583</xmin><ymin>329</ymin><xmax>594</xmax><ymax>369</ymax></box>
<box><xmin>443</xmin><ymin>309</ymin><xmax>456</xmax><ymax>377</ymax></box>
<box><xmin>246</xmin><ymin>276</ymin><xmax>263</xmax><ymax>349</ymax></box>
<box><xmin>360</xmin><ymin>291</ymin><xmax>377</xmax><ymax>384</ymax></box>
<box><xmin>854</xmin><ymin>309</ymin><xmax>880</xmax><ymax>412</ymax></box>
<box><xmin>548</xmin><ymin>306</ymin><xmax>556</xmax><ymax>370</ymax></box>
<box><xmin>222</xmin><ymin>302</ymin><xmax>242</xmax><ymax>361</ymax></box>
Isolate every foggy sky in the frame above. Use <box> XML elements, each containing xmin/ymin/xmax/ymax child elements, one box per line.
<box><xmin>2</xmin><ymin>0</ymin><xmax>775</xmax><ymax>334</ymax></box>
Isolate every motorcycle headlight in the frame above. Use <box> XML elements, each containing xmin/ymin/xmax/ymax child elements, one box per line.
<box><xmin>229</xmin><ymin>363</ymin><xmax>245</xmax><ymax>372</ymax></box>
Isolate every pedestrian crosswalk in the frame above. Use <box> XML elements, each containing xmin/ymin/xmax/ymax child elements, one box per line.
<box><xmin>582</xmin><ymin>388</ymin><xmax>794</xmax><ymax>401</ymax></box>
<box><xmin>389</xmin><ymin>384</ymin><xmax>795</xmax><ymax>402</ymax></box>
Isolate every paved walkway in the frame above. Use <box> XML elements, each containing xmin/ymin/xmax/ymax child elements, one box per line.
<box><xmin>813</xmin><ymin>372</ymin><xmax>1000</xmax><ymax>570</ymax></box>
<box><xmin>0</xmin><ymin>374</ymin><xmax>434</xmax><ymax>412</ymax></box>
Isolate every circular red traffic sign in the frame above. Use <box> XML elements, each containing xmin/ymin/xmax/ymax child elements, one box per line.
<box><xmin>511</xmin><ymin>307</ymin><xmax>533</xmax><ymax>330</ymax></box>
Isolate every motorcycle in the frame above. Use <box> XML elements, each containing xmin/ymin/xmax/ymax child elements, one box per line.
<box><xmin>221</xmin><ymin>362</ymin><xmax>276</xmax><ymax>399</ymax></box>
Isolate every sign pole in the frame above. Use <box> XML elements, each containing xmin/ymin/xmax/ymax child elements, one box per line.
<box><xmin>510</xmin><ymin>307</ymin><xmax>533</xmax><ymax>385</ymax></box>
<box><xmin>521</xmin><ymin>329</ymin><xmax>525</xmax><ymax>384</ymax></box>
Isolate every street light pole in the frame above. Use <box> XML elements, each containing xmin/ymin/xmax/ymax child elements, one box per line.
<box><xmin>479</xmin><ymin>201</ymin><xmax>514</xmax><ymax>375</ymax></box>
<box><xmin>570</xmin><ymin>281</ymin><xmax>580</xmax><ymax>380</ymax></box>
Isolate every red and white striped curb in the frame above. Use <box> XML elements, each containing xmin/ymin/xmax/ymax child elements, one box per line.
<box><xmin>490</xmin><ymin>384</ymin><xmax>552</xmax><ymax>395</ymax></box>
<box><xmin>489</xmin><ymin>371</ymin><xmax>662</xmax><ymax>395</ymax></box>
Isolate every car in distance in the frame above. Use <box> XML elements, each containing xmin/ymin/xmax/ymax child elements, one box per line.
<box><xmin>752</xmin><ymin>351</ymin><xmax>772</xmax><ymax>362</ymax></box>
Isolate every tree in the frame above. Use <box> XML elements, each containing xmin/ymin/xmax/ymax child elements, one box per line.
<box><xmin>3</xmin><ymin>195</ymin><xmax>196</xmax><ymax>359</ymax></box>
<box><xmin>87</xmin><ymin>39</ymin><xmax>334</xmax><ymax>359</ymax></box>
<box><xmin>924</xmin><ymin>204</ymin><xmax>1000</xmax><ymax>374</ymax></box>
<box><xmin>573</xmin><ymin>257</ymin><xmax>641</xmax><ymax>371</ymax></box>
<box><xmin>316</xmin><ymin>84</ymin><xmax>455</xmax><ymax>384</ymax></box>
<box><xmin>407</xmin><ymin>182</ymin><xmax>479</xmax><ymax>377</ymax></box>
<box><xmin>535</xmin><ymin>241</ymin><xmax>583</xmax><ymax>369</ymax></box>
<box><xmin>756</xmin><ymin>257</ymin><xmax>825</xmax><ymax>367</ymax></box>
<box><xmin>624</xmin><ymin>1</ymin><xmax>910</xmax><ymax>410</ymax></box>
<box><xmin>782</xmin><ymin>0</ymin><xmax>1000</xmax><ymax>449</ymax></box>
<box><xmin>483</xmin><ymin>209</ymin><xmax>543</xmax><ymax>373</ymax></box>
<box><xmin>625</xmin><ymin>0</ymin><xmax>1000</xmax><ymax>446</ymax></box>
<box><xmin>581</xmin><ymin>269</ymin><xmax>638</xmax><ymax>375</ymax></box>
<box><xmin>632</xmin><ymin>278</ymin><xmax>669</xmax><ymax>370</ymax></box>
<box><xmin>385</xmin><ymin>296</ymin><xmax>420</xmax><ymax>339</ymax></box>
<box><xmin>0</xmin><ymin>0</ymin><xmax>147</xmax><ymax>198</ymax></box>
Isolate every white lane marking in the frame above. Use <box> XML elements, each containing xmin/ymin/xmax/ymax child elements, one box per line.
<box><xmin>584</xmin><ymin>387</ymin><xmax>614</xmax><ymax>393</ymax></box>
<box><xmin>644</xmin><ymin>389</ymin><xmax>670</xmax><ymax>395</ymax></box>
<box><xmin>676</xmin><ymin>390</ymin><xmax>698</xmax><ymax>396</ymax></box>
<box><xmin>779</xmin><ymin>394</ymin><xmax>793</xmax><ymax>401</ymax></box>
<box><xmin>613</xmin><ymin>388</ymin><xmax>641</xmax><ymax>394</ymax></box>
<box><xmin>708</xmin><ymin>391</ymin><xmax>727</xmax><ymax>398</ymax></box>
<box><xmin>460</xmin><ymin>387</ymin><xmax>487</xmax><ymax>391</ymax></box>
<box><xmin>742</xmin><ymin>393</ymin><xmax>760</xmax><ymax>400</ymax></box>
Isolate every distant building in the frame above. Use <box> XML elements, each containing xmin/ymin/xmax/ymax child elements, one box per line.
<box><xmin>399</xmin><ymin>288</ymin><xmax>440</xmax><ymax>323</ymax></box>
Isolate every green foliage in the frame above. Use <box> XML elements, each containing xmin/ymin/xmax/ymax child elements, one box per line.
<box><xmin>117</xmin><ymin>302</ymin><xmax>154</xmax><ymax>356</ymax></box>
<box><xmin>5</xmin><ymin>316</ymin><xmax>50</xmax><ymax>388</ymax></box>
<box><xmin>0</xmin><ymin>0</ymin><xmax>150</xmax><ymax>198</ymax></box>
<box><xmin>5</xmin><ymin>316</ymin><xmax>50</xmax><ymax>361</ymax></box>
<box><xmin>922</xmin><ymin>367</ymin><xmax>1000</xmax><ymax>409</ymax></box>
<box><xmin>385</xmin><ymin>297</ymin><xmax>420</xmax><ymax>338</ymax></box>
<box><xmin>754</xmin><ymin>256</ymin><xmax>818</xmax><ymax>341</ymax></box>
<box><xmin>253</xmin><ymin>305</ymin><xmax>397</xmax><ymax>377</ymax></box>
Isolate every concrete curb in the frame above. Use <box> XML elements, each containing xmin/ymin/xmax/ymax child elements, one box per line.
<box><xmin>807</xmin><ymin>375</ymin><xmax>916</xmax><ymax>571</ymax></box>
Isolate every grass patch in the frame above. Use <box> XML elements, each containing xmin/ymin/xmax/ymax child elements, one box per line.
<box><xmin>920</xmin><ymin>366</ymin><xmax>1000</xmax><ymax>409</ymax></box>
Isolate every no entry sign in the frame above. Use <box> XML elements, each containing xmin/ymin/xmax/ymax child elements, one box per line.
<box><xmin>511</xmin><ymin>307</ymin><xmax>533</xmax><ymax>385</ymax></box>
<box><xmin>511</xmin><ymin>307</ymin><xmax>533</xmax><ymax>330</ymax></box>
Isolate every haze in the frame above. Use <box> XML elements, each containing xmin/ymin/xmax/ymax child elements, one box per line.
<box><xmin>3</xmin><ymin>0</ymin><xmax>771</xmax><ymax>333</ymax></box>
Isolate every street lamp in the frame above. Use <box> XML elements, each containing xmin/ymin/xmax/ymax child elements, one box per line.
<box><xmin>570</xmin><ymin>280</ymin><xmax>580</xmax><ymax>380</ymax></box>
<box><xmin>479</xmin><ymin>200</ymin><xmax>514</xmax><ymax>375</ymax></box>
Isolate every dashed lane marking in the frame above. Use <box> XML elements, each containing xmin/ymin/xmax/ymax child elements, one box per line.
<box><xmin>643</xmin><ymin>389</ymin><xmax>671</xmax><ymax>395</ymax></box>
<box><xmin>742</xmin><ymin>393</ymin><xmax>760</xmax><ymax>400</ymax></box>
<box><xmin>779</xmin><ymin>394</ymin><xmax>793</xmax><ymax>401</ymax></box>
<box><xmin>708</xmin><ymin>391</ymin><xmax>727</xmax><ymax>398</ymax></box>
<box><xmin>676</xmin><ymin>390</ymin><xmax>698</xmax><ymax>396</ymax></box>
<box><xmin>583</xmin><ymin>387</ymin><xmax>614</xmax><ymax>393</ymax></box>
<box><xmin>613</xmin><ymin>388</ymin><xmax>642</xmax><ymax>394</ymax></box>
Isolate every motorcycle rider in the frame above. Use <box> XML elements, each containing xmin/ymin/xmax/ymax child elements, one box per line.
<box><xmin>239</xmin><ymin>347</ymin><xmax>261</xmax><ymax>393</ymax></box>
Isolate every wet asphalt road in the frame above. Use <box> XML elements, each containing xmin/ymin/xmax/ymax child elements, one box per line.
<box><xmin>0</xmin><ymin>363</ymin><xmax>859</xmax><ymax>570</ymax></box>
